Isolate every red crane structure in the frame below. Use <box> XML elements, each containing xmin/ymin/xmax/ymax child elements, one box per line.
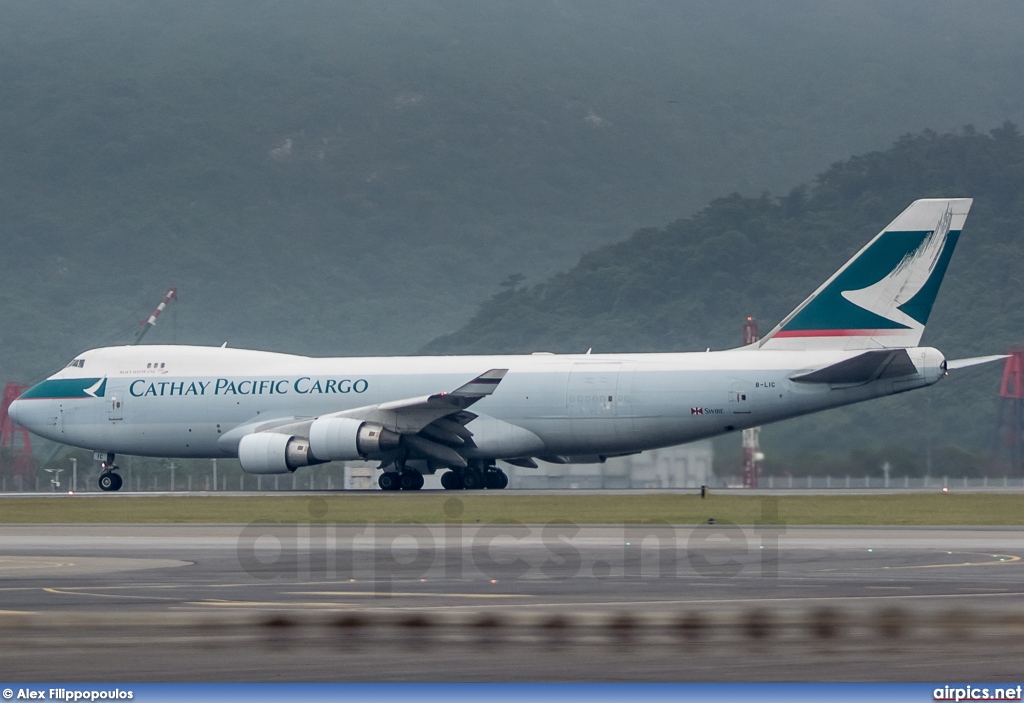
<box><xmin>0</xmin><ymin>381</ymin><xmax>34</xmax><ymax>489</ymax></box>
<box><xmin>134</xmin><ymin>287</ymin><xmax>178</xmax><ymax>344</ymax></box>
<box><xmin>995</xmin><ymin>348</ymin><xmax>1024</xmax><ymax>474</ymax></box>
<box><xmin>0</xmin><ymin>288</ymin><xmax>179</xmax><ymax>491</ymax></box>
<box><xmin>741</xmin><ymin>317</ymin><xmax>763</xmax><ymax>488</ymax></box>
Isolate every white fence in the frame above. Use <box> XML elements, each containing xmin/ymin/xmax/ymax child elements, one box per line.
<box><xmin>760</xmin><ymin>475</ymin><xmax>1024</xmax><ymax>489</ymax></box>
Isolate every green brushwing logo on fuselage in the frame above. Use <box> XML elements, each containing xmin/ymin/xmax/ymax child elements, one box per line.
<box><xmin>19</xmin><ymin>377</ymin><xmax>107</xmax><ymax>400</ymax></box>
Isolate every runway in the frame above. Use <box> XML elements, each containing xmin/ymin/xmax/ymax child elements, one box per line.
<box><xmin>6</xmin><ymin>485</ymin><xmax>1024</xmax><ymax>497</ymax></box>
<box><xmin>1</xmin><ymin>524</ymin><xmax>1023</xmax><ymax>680</ymax></box>
<box><xmin>1</xmin><ymin>523</ymin><xmax>1023</xmax><ymax>614</ymax></box>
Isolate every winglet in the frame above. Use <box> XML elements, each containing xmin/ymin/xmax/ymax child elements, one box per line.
<box><xmin>451</xmin><ymin>369</ymin><xmax>508</xmax><ymax>396</ymax></box>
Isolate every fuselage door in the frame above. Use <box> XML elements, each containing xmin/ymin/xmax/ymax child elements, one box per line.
<box><xmin>729</xmin><ymin>381</ymin><xmax>752</xmax><ymax>414</ymax></box>
<box><xmin>567</xmin><ymin>362</ymin><xmax>622</xmax><ymax>418</ymax></box>
<box><xmin>108</xmin><ymin>389</ymin><xmax>124</xmax><ymax>420</ymax></box>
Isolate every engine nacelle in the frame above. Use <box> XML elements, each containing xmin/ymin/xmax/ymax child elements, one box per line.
<box><xmin>238</xmin><ymin>432</ymin><xmax>321</xmax><ymax>474</ymax></box>
<box><xmin>308</xmin><ymin>417</ymin><xmax>400</xmax><ymax>461</ymax></box>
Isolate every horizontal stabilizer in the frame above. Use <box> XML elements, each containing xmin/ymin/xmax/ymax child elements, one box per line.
<box><xmin>947</xmin><ymin>354</ymin><xmax>1008</xmax><ymax>370</ymax></box>
<box><xmin>792</xmin><ymin>349</ymin><xmax>918</xmax><ymax>384</ymax></box>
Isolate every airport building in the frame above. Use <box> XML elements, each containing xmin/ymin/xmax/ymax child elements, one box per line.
<box><xmin>502</xmin><ymin>441</ymin><xmax>714</xmax><ymax>490</ymax></box>
<box><xmin>342</xmin><ymin>441</ymin><xmax>714</xmax><ymax>490</ymax></box>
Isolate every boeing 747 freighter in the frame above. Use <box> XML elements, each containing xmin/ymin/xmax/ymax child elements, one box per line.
<box><xmin>9</xmin><ymin>198</ymin><xmax>1001</xmax><ymax>491</ymax></box>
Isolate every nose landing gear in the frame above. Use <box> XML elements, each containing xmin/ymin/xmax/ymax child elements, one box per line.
<box><xmin>98</xmin><ymin>453</ymin><xmax>123</xmax><ymax>492</ymax></box>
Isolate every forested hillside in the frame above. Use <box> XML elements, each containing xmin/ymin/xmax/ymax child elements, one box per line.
<box><xmin>3</xmin><ymin>2</ymin><xmax>1024</xmax><ymax>385</ymax></box>
<box><xmin>424</xmin><ymin>126</ymin><xmax>1024</xmax><ymax>474</ymax></box>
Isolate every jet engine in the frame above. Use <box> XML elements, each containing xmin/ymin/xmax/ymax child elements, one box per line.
<box><xmin>308</xmin><ymin>417</ymin><xmax>401</xmax><ymax>461</ymax></box>
<box><xmin>237</xmin><ymin>433</ymin><xmax>321</xmax><ymax>474</ymax></box>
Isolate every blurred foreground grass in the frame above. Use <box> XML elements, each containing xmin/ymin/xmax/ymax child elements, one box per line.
<box><xmin>0</xmin><ymin>492</ymin><xmax>1020</xmax><ymax>525</ymax></box>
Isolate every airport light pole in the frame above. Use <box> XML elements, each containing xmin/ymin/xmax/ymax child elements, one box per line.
<box><xmin>70</xmin><ymin>457</ymin><xmax>77</xmax><ymax>492</ymax></box>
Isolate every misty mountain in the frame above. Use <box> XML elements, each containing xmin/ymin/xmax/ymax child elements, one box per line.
<box><xmin>3</xmin><ymin>1</ymin><xmax>1024</xmax><ymax>385</ymax></box>
<box><xmin>423</xmin><ymin>125</ymin><xmax>1024</xmax><ymax>468</ymax></box>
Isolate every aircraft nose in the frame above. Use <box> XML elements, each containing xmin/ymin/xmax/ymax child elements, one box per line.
<box><xmin>7</xmin><ymin>398</ymin><xmax>22</xmax><ymax>426</ymax></box>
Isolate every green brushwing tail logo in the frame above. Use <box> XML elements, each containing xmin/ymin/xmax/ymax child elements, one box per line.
<box><xmin>778</xmin><ymin>205</ymin><xmax>959</xmax><ymax>336</ymax></box>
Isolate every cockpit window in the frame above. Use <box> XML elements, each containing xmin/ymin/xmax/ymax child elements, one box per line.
<box><xmin>65</xmin><ymin>359</ymin><xmax>85</xmax><ymax>368</ymax></box>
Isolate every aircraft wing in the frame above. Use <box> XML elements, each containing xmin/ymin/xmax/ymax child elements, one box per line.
<box><xmin>332</xmin><ymin>368</ymin><xmax>507</xmax><ymax>434</ymax></box>
<box><xmin>271</xmin><ymin>368</ymin><xmax>507</xmax><ymax>440</ymax></box>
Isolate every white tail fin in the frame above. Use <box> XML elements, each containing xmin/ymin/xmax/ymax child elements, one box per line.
<box><xmin>758</xmin><ymin>198</ymin><xmax>972</xmax><ymax>351</ymax></box>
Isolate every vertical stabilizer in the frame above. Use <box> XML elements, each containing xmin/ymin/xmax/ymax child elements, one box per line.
<box><xmin>758</xmin><ymin>198</ymin><xmax>972</xmax><ymax>351</ymax></box>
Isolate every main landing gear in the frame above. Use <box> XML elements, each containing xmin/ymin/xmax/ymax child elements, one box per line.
<box><xmin>98</xmin><ymin>453</ymin><xmax>123</xmax><ymax>492</ymax></box>
<box><xmin>441</xmin><ymin>465</ymin><xmax>508</xmax><ymax>491</ymax></box>
<box><xmin>377</xmin><ymin>463</ymin><xmax>509</xmax><ymax>491</ymax></box>
<box><xmin>378</xmin><ymin>469</ymin><xmax>425</xmax><ymax>491</ymax></box>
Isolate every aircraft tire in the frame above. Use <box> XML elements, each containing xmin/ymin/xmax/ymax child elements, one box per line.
<box><xmin>441</xmin><ymin>471</ymin><xmax>462</xmax><ymax>490</ymax></box>
<box><xmin>98</xmin><ymin>472</ymin><xmax>121</xmax><ymax>492</ymax></box>
<box><xmin>378</xmin><ymin>472</ymin><xmax>400</xmax><ymax>491</ymax></box>
<box><xmin>484</xmin><ymin>471</ymin><xmax>502</xmax><ymax>489</ymax></box>
<box><xmin>111</xmin><ymin>473</ymin><xmax>123</xmax><ymax>491</ymax></box>
<box><xmin>399</xmin><ymin>470</ymin><xmax>423</xmax><ymax>491</ymax></box>
<box><xmin>496</xmin><ymin>470</ymin><xmax>509</xmax><ymax>489</ymax></box>
<box><xmin>462</xmin><ymin>470</ymin><xmax>484</xmax><ymax>490</ymax></box>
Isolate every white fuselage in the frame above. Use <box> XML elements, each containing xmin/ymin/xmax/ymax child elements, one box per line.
<box><xmin>10</xmin><ymin>344</ymin><xmax>946</xmax><ymax>461</ymax></box>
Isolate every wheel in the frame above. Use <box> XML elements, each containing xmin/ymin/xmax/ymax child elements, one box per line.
<box><xmin>378</xmin><ymin>472</ymin><xmax>400</xmax><ymax>491</ymax></box>
<box><xmin>462</xmin><ymin>470</ymin><xmax>484</xmax><ymax>490</ymax></box>
<box><xmin>441</xmin><ymin>471</ymin><xmax>463</xmax><ymax>490</ymax></box>
<box><xmin>485</xmin><ymin>471</ymin><xmax>502</xmax><ymax>489</ymax></box>
<box><xmin>399</xmin><ymin>470</ymin><xmax>423</xmax><ymax>490</ymax></box>
<box><xmin>98</xmin><ymin>472</ymin><xmax>122</xmax><ymax>492</ymax></box>
<box><xmin>496</xmin><ymin>470</ymin><xmax>509</xmax><ymax>489</ymax></box>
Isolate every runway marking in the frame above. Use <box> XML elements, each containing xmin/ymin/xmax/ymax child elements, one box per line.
<box><xmin>191</xmin><ymin>599</ymin><xmax>383</xmax><ymax>609</ymax></box>
<box><xmin>0</xmin><ymin>558</ymin><xmax>75</xmax><ymax>570</ymax></box>
<box><xmin>885</xmin><ymin>553</ymin><xmax>1022</xmax><ymax>569</ymax></box>
<box><xmin>42</xmin><ymin>587</ymin><xmax>181</xmax><ymax>601</ymax></box>
<box><xmin>286</xmin><ymin>591</ymin><xmax>527</xmax><ymax>599</ymax></box>
<box><xmin>0</xmin><ymin>609</ymin><xmax>37</xmax><ymax>614</ymax></box>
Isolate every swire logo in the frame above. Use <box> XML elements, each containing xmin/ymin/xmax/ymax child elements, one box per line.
<box><xmin>691</xmin><ymin>407</ymin><xmax>704</xmax><ymax>415</ymax></box>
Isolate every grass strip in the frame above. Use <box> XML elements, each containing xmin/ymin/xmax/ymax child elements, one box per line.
<box><xmin>0</xmin><ymin>492</ymin><xmax>1019</xmax><ymax>525</ymax></box>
